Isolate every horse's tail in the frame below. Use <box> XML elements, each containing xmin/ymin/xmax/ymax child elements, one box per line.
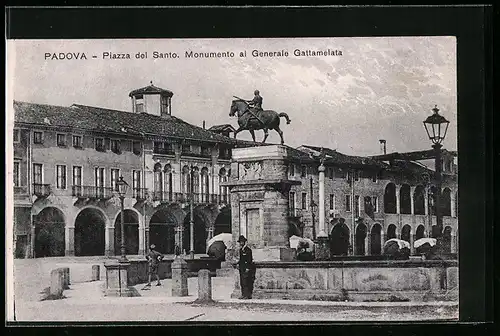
<box><xmin>279</xmin><ymin>112</ymin><xmax>291</xmax><ymax>124</ymax></box>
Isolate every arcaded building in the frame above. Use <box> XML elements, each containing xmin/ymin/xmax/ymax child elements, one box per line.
<box><xmin>12</xmin><ymin>83</ymin><xmax>255</xmax><ymax>258</ymax></box>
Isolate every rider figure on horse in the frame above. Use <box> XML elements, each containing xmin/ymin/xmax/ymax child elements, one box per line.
<box><xmin>244</xmin><ymin>90</ymin><xmax>264</xmax><ymax>128</ymax></box>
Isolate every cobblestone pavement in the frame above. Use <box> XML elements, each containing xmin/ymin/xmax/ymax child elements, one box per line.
<box><xmin>9</xmin><ymin>257</ymin><xmax>459</xmax><ymax>322</ymax></box>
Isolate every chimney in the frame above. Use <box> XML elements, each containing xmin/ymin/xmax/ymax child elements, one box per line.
<box><xmin>203</xmin><ymin>120</ymin><xmax>206</xmax><ymax>129</ymax></box>
<box><xmin>379</xmin><ymin>139</ymin><xmax>387</xmax><ymax>155</ymax></box>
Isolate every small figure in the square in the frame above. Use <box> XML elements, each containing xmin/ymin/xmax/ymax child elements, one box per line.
<box><xmin>142</xmin><ymin>244</ymin><xmax>163</xmax><ymax>290</ymax></box>
<box><xmin>237</xmin><ymin>235</ymin><xmax>255</xmax><ymax>299</ymax></box>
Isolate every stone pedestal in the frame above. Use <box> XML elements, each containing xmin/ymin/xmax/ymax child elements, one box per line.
<box><xmin>92</xmin><ymin>265</ymin><xmax>100</xmax><ymax>281</ymax></box>
<box><xmin>195</xmin><ymin>269</ymin><xmax>214</xmax><ymax>303</ymax></box>
<box><xmin>171</xmin><ymin>257</ymin><xmax>188</xmax><ymax>296</ymax></box>
<box><xmin>315</xmin><ymin>236</ymin><xmax>330</xmax><ymax>261</ymax></box>
<box><xmin>50</xmin><ymin>269</ymin><xmax>64</xmax><ymax>297</ymax></box>
<box><xmin>104</xmin><ymin>261</ymin><xmax>136</xmax><ymax>297</ymax></box>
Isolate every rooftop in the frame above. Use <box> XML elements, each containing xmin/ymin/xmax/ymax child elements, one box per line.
<box><xmin>128</xmin><ymin>82</ymin><xmax>174</xmax><ymax>97</ymax></box>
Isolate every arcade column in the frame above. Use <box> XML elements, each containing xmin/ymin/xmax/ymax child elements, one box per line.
<box><xmin>65</xmin><ymin>225</ymin><xmax>75</xmax><ymax>256</ymax></box>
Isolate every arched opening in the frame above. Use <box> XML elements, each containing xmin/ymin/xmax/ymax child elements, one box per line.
<box><xmin>416</xmin><ymin>225</ymin><xmax>426</xmax><ymax>240</ymax></box>
<box><xmin>442</xmin><ymin>188</ymin><xmax>452</xmax><ymax>216</ymax></box>
<box><xmin>400</xmin><ymin>184</ymin><xmax>411</xmax><ymax>214</ymax></box>
<box><xmin>149</xmin><ymin>208</ymin><xmax>177</xmax><ymax>254</ymax></box>
<box><xmin>192</xmin><ymin>167</ymin><xmax>200</xmax><ymax>199</ymax></box>
<box><xmin>387</xmin><ymin>224</ymin><xmax>397</xmax><ymax>240</ymax></box>
<box><xmin>355</xmin><ymin>223</ymin><xmax>367</xmax><ymax>255</ymax></box>
<box><xmin>182</xmin><ymin>165</ymin><xmax>191</xmax><ymax>195</ymax></box>
<box><xmin>443</xmin><ymin>226</ymin><xmax>452</xmax><ymax>253</ymax></box>
<box><xmin>183</xmin><ymin>210</ymin><xmax>208</xmax><ymax>254</ymax></box>
<box><xmin>33</xmin><ymin>207</ymin><xmax>65</xmax><ymax>258</ymax></box>
<box><xmin>219</xmin><ymin>168</ymin><xmax>228</xmax><ymax>203</ymax></box>
<box><xmin>214</xmin><ymin>206</ymin><xmax>231</xmax><ymax>235</ymax></box>
<box><xmin>114</xmin><ymin>210</ymin><xmax>139</xmax><ymax>255</ymax></box>
<box><xmin>384</xmin><ymin>183</ymin><xmax>397</xmax><ymax>214</ymax></box>
<box><xmin>370</xmin><ymin>223</ymin><xmax>382</xmax><ymax>255</ymax></box>
<box><xmin>330</xmin><ymin>220</ymin><xmax>350</xmax><ymax>256</ymax></box>
<box><xmin>429</xmin><ymin>186</ymin><xmax>437</xmax><ymax>215</ymax></box>
<box><xmin>413</xmin><ymin>185</ymin><xmax>425</xmax><ymax>215</ymax></box>
<box><xmin>401</xmin><ymin>225</ymin><xmax>411</xmax><ymax>243</ymax></box>
<box><xmin>75</xmin><ymin>208</ymin><xmax>106</xmax><ymax>256</ymax></box>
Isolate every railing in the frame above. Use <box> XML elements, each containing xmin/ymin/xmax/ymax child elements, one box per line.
<box><xmin>72</xmin><ymin>185</ymin><xmax>113</xmax><ymax>200</ymax></box>
<box><xmin>14</xmin><ymin>186</ymin><xmax>28</xmax><ymax>195</ymax></box>
<box><xmin>153</xmin><ymin>147</ymin><xmax>175</xmax><ymax>155</ymax></box>
<box><xmin>33</xmin><ymin>183</ymin><xmax>52</xmax><ymax>197</ymax></box>
<box><xmin>288</xmin><ymin>208</ymin><xmax>302</xmax><ymax>217</ymax></box>
<box><xmin>133</xmin><ymin>188</ymin><xmax>149</xmax><ymax>201</ymax></box>
<box><xmin>151</xmin><ymin>191</ymin><xmax>230</xmax><ymax>205</ymax></box>
<box><xmin>181</xmin><ymin>151</ymin><xmax>211</xmax><ymax>158</ymax></box>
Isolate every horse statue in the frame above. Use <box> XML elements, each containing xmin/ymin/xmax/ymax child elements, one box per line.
<box><xmin>229</xmin><ymin>99</ymin><xmax>291</xmax><ymax>145</ymax></box>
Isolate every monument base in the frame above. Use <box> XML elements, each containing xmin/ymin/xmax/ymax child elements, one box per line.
<box><xmin>104</xmin><ymin>261</ymin><xmax>139</xmax><ymax>297</ymax></box>
<box><xmin>253</xmin><ymin>247</ymin><xmax>291</xmax><ymax>261</ymax></box>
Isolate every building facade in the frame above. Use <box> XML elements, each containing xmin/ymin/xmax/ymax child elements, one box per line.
<box><xmin>12</xmin><ymin>83</ymin><xmax>250</xmax><ymax>258</ymax></box>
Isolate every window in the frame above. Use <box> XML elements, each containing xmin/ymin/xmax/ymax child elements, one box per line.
<box><xmin>135</xmin><ymin>95</ymin><xmax>145</xmax><ymax>113</ymax></box>
<box><xmin>14</xmin><ymin>161</ymin><xmax>20</xmax><ymax>187</ymax></box>
<box><xmin>182</xmin><ymin>144</ymin><xmax>191</xmax><ymax>154</ymax></box>
<box><xmin>73</xmin><ymin>135</ymin><xmax>83</xmax><ymax>148</ymax></box>
<box><xmin>33</xmin><ymin>131</ymin><xmax>43</xmax><ymax>144</ymax></box>
<box><xmin>110</xmin><ymin>169</ymin><xmax>120</xmax><ymax>191</ymax></box>
<box><xmin>328</xmin><ymin>167</ymin><xmax>334</xmax><ymax>179</ymax></box>
<box><xmin>354</xmin><ymin>195</ymin><xmax>360</xmax><ymax>217</ymax></box>
<box><xmin>57</xmin><ymin>134</ymin><xmax>66</xmax><ymax>147</ymax></box>
<box><xmin>73</xmin><ymin>166</ymin><xmax>82</xmax><ymax>187</ymax></box>
<box><xmin>329</xmin><ymin>194</ymin><xmax>335</xmax><ymax>211</ymax></box>
<box><xmin>111</xmin><ymin>140</ymin><xmax>121</xmax><ymax>154</ymax></box>
<box><xmin>95</xmin><ymin>167</ymin><xmax>105</xmax><ymax>187</ymax></box>
<box><xmin>13</xmin><ymin>129</ymin><xmax>20</xmax><ymax>143</ymax></box>
<box><xmin>56</xmin><ymin>165</ymin><xmax>67</xmax><ymax>189</ymax></box>
<box><xmin>161</xmin><ymin>96</ymin><xmax>169</xmax><ymax>114</ymax></box>
<box><xmin>132</xmin><ymin>170</ymin><xmax>141</xmax><ymax>197</ymax></box>
<box><xmin>301</xmin><ymin>165</ymin><xmax>307</xmax><ymax>178</ymax></box>
<box><xmin>345</xmin><ymin>195</ymin><xmax>352</xmax><ymax>212</ymax></box>
<box><xmin>372</xmin><ymin>171</ymin><xmax>378</xmax><ymax>183</ymax></box>
<box><xmin>201</xmin><ymin>145</ymin><xmax>211</xmax><ymax>157</ymax></box>
<box><xmin>354</xmin><ymin>171</ymin><xmax>360</xmax><ymax>181</ymax></box>
<box><xmin>133</xmin><ymin>141</ymin><xmax>141</xmax><ymax>155</ymax></box>
<box><xmin>289</xmin><ymin>192</ymin><xmax>296</xmax><ymax>212</ymax></box>
<box><xmin>95</xmin><ymin>138</ymin><xmax>105</xmax><ymax>151</ymax></box>
<box><xmin>301</xmin><ymin>192</ymin><xmax>307</xmax><ymax>210</ymax></box>
<box><xmin>33</xmin><ymin>164</ymin><xmax>43</xmax><ymax>184</ymax></box>
<box><xmin>372</xmin><ymin>196</ymin><xmax>379</xmax><ymax>213</ymax></box>
<box><xmin>289</xmin><ymin>164</ymin><xmax>295</xmax><ymax>176</ymax></box>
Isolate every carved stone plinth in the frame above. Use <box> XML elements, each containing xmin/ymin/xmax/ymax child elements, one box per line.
<box><xmin>171</xmin><ymin>257</ymin><xmax>188</xmax><ymax>297</ymax></box>
<box><xmin>104</xmin><ymin>261</ymin><xmax>137</xmax><ymax>297</ymax></box>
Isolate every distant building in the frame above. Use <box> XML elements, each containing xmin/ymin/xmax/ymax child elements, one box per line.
<box><xmin>208</xmin><ymin>124</ymin><xmax>236</xmax><ymax>138</ymax></box>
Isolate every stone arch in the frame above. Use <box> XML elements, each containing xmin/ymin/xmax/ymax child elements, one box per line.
<box><xmin>355</xmin><ymin>222</ymin><xmax>367</xmax><ymax>255</ymax></box>
<box><xmin>387</xmin><ymin>224</ymin><xmax>397</xmax><ymax>240</ymax></box>
<box><xmin>384</xmin><ymin>183</ymin><xmax>397</xmax><ymax>214</ymax></box>
<box><xmin>401</xmin><ymin>224</ymin><xmax>412</xmax><ymax>243</ymax></box>
<box><xmin>442</xmin><ymin>187</ymin><xmax>452</xmax><ymax>216</ymax></box>
<box><xmin>149</xmin><ymin>207</ymin><xmax>178</xmax><ymax>254</ymax></box>
<box><xmin>415</xmin><ymin>224</ymin><xmax>426</xmax><ymax>240</ymax></box>
<box><xmin>163</xmin><ymin>164</ymin><xmax>173</xmax><ymax>198</ymax></box>
<box><xmin>399</xmin><ymin>184</ymin><xmax>411</xmax><ymax>214</ymax></box>
<box><xmin>413</xmin><ymin>185</ymin><xmax>426</xmax><ymax>215</ymax></box>
<box><xmin>214</xmin><ymin>205</ymin><xmax>231</xmax><ymax>235</ymax></box>
<box><xmin>33</xmin><ymin>206</ymin><xmax>66</xmax><ymax>258</ymax></box>
<box><xmin>370</xmin><ymin>223</ymin><xmax>382</xmax><ymax>255</ymax></box>
<box><xmin>329</xmin><ymin>219</ymin><xmax>350</xmax><ymax>256</ymax></box>
<box><xmin>443</xmin><ymin>226</ymin><xmax>453</xmax><ymax>253</ymax></box>
<box><xmin>114</xmin><ymin>209</ymin><xmax>140</xmax><ymax>255</ymax></box>
<box><xmin>74</xmin><ymin>207</ymin><xmax>108</xmax><ymax>256</ymax></box>
<box><xmin>192</xmin><ymin>166</ymin><xmax>200</xmax><ymax>195</ymax></box>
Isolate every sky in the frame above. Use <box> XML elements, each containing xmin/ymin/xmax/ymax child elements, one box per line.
<box><xmin>8</xmin><ymin>37</ymin><xmax>457</xmax><ymax>156</ymax></box>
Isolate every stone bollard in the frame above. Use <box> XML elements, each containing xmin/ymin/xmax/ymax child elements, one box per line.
<box><xmin>195</xmin><ymin>269</ymin><xmax>214</xmax><ymax>303</ymax></box>
<box><xmin>171</xmin><ymin>257</ymin><xmax>188</xmax><ymax>297</ymax></box>
<box><xmin>61</xmin><ymin>267</ymin><xmax>70</xmax><ymax>289</ymax></box>
<box><xmin>50</xmin><ymin>269</ymin><xmax>64</xmax><ymax>298</ymax></box>
<box><xmin>92</xmin><ymin>265</ymin><xmax>100</xmax><ymax>281</ymax></box>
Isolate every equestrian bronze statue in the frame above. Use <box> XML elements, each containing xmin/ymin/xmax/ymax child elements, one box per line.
<box><xmin>229</xmin><ymin>97</ymin><xmax>291</xmax><ymax>145</ymax></box>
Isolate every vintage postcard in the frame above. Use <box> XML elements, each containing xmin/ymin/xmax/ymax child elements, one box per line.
<box><xmin>6</xmin><ymin>36</ymin><xmax>459</xmax><ymax>322</ymax></box>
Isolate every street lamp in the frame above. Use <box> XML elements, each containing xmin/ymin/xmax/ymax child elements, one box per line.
<box><xmin>423</xmin><ymin>105</ymin><xmax>450</xmax><ymax>252</ymax></box>
<box><xmin>116</xmin><ymin>176</ymin><xmax>129</xmax><ymax>263</ymax></box>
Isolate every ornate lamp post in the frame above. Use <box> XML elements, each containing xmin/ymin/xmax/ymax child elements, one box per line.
<box><xmin>116</xmin><ymin>176</ymin><xmax>130</xmax><ymax>263</ymax></box>
<box><xmin>423</xmin><ymin>105</ymin><xmax>450</xmax><ymax>253</ymax></box>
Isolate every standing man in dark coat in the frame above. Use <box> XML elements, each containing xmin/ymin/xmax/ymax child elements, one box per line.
<box><xmin>237</xmin><ymin>235</ymin><xmax>255</xmax><ymax>299</ymax></box>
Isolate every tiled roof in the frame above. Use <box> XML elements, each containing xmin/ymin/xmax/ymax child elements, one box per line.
<box><xmin>370</xmin><ymin>149</ymin><xmax>457</xmax><ymax>161</ymax></box>
<box><xmin>13</xmin><ymin>100</ymin><xmax>262</xmax><ymax>146</ymax></box>
<box><xmin>207</xmin><ymin>124</ymin><xmax>236</xmax><ymax>132</ymax></box>
<box><xmin>298</xmin><ymin>145</ymin><xmax>388</xmax><ymax>168</ymax></box>
<box><xmin>128</xmin><ymin>83</ymin><xmax>173</xmax><ymax>97</ymax></box>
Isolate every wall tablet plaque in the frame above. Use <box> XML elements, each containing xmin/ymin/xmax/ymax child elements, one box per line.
<box><xmin>238</xmin><ymin>161</ymin><xmax>263</xmax><ymax>180</ymax></box>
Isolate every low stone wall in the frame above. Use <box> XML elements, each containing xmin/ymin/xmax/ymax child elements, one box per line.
<box><xmin>231</xmin><ymin>260</ymin><xmax>458</xmax><ymax>302</ymax></box>
<box><xmin>127</xmin><ymin>257</ymin><xmax>221</xmax><ymax>286</ymax></box>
